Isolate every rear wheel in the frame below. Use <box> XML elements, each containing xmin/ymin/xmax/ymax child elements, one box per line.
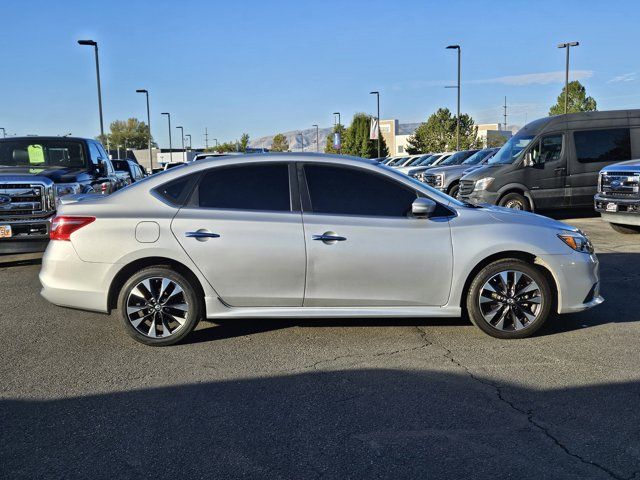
<box><xmin>499</xmin><ymin>192</ymin><xmax>530</xmax><ymax>211</ymax></box>
<box><xmin>118</xmin><ymin>267</ymin><xmax>202</xmax><ymax>346</ymax></box>
<box><xmin>466</xmin><ymin>259</ymin><xmax>552</xmax><ymax>339</ymax></box>
<box><xmin>610</xmin><ymin>223</ymin><xmax>640</xmax><ymax>234</ymax></box>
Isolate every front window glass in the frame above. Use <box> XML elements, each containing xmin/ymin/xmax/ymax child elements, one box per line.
<box><xmin>439</xmin><ymin>150</ymin><xmax>478</xmax><ymax>166</ymax></box>
<box><xmin>530</xmin><ymin>135</ymin><xmax>563</xmax><ymax>165</ymax></box>
<box><xmin>305</xmin><ymin>164</ymin><xmax>416</xmax><ymax>217</ymax></box>
<box><xmin>198</xmin><ymin>164</ymin><xmax>291</xmax><ymax>211</ymax></box>
<box><xmin>0</xmin><ymin>139</ymin><xmax>87</xmax><ymax>168</ymax></box>
<box><xmin>462</xmin><ymin>149</ymin><xmax>496</xmax><ymax>165</ymax></box>
<box><xmin>487</xmin><ymin>134</ymin><xmax>535</xmax><ymax>165</ymax></box>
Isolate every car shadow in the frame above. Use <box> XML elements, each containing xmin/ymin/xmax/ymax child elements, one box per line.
<box><xmin>2</xmin><ymin>369</ymin><xmax>639</xmax><ymax>479</ymax></box>
<box><xmin>543</xmin><ymin>208</ymin><xmax>598</xmax><ymax>220</ymax></box>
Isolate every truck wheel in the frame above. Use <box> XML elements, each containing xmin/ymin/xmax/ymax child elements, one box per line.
<box><xmin>448</xmin><ymin>183</ymin><xmax>460</xmax><ymax>198</ymax></box>
<box><xmin>499</xmin><ymin>193</ymin><xmax>530</xmax><ymax>211</ymax></box>
<box><xmin>466</xmin><ymin>259</ymin><xmax>552</xmax><ymax>339</ymax></box>
<box><xmin>118</xmin><ymin>267</ymin><xmax>203</xmax><ymax>346</ymax></box>
<box><xmin>610</xmin><ymin>223</ymin><xmax>640</xmax><ymax>234</ymax></box>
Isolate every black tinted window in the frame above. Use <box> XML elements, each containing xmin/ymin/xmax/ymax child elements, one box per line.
<box><xmin>305</xmin><ymin>164</ymin><xmax>416</xmax><ymax>216</ymax></box>
<box><xmin>574</xmin><ymin>128</ymin><xmax>631</xmax><ymax>163</ymax></box>
<box><xmin>199</xmin><ymin>164</ymin><xmax>290</xmax><ymax>211</ymax></box>
<box><xmin>156</xmin><ymin>176</ymin><xmax>192</xmax><ymax>205</ymax></box>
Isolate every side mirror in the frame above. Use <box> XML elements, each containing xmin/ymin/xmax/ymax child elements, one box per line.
<box><xmin>412</xmin><ymin>197</ymin><xmax>437</xmax><ymax>217</ymax></box>
<box><xmin>523</xmin><ymin>152</ymin><xmax>534</xmax><ymax>167</ymax></box>
<box><xmin>96</xmin><ymin>159</ymin><xmax>107</xmax><ymax>176</ymax></box>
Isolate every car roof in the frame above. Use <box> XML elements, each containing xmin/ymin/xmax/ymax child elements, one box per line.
<box><xmin>0</xmin><ymin>136</ymin><xmax>95</xmax><ymax>142</ymax></box>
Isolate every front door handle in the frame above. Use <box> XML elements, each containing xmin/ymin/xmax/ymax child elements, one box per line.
<box><xmin>554</xmin><ymin>167</ymin><xmax>566</xmax><ymax>174</ymax></box>
<box><xmin>185</xmin><ymin>230</ymin><xmax>220</xmax><ymax>241</ymax></box>
<box><xmin>313</xmin><ymin>231</ymin><xmax>347</xmax><ymax>244</ymax></box>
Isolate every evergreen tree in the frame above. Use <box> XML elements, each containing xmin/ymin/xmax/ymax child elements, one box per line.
<box><xmin>270</xmin><ymin>133</ymin><xmax>289</xmax><ymax>152</ymax></box>
<box><xmin>341</xmin><ymin>113</ymin><xmax>389</xmax><ymax>158</ymax></box>
<box><xmin>406</xmin><ymin>108</ymin><xmax>478</xmax><ymax>153</ymax></box>
<box><xmin>548</xmin><ymin>80</ymin><xmax>597</xmax><ymax>116</ymax></box>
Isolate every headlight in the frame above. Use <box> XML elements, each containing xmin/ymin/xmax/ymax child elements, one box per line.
<box><xmin>427</xmin><ymin>173</ymin><xmax>443</xmax><ymax>187</ymax></box>
<box><xmin>473</xmin><ymin>177</ymin><xmax>494</xmax><ymax>191</ymax></box>
<box><xmin>558</xmin><ymin>230</ymin><xmax>594</xmax><ymax>254</ymax></box>
<box><xmin>55</xmin><ymin>183</ymin><xmax>82</xmax><ymax>199</ymax></box>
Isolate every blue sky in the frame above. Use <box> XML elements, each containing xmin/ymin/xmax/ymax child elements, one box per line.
<box><xmin>1</xmin><ymin>0</ymin><xmax>639</xmax><ymax>147</ymax></box>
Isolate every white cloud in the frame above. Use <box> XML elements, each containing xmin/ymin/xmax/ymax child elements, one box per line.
<box><xmin>607</xmin><ymin>72</ymin><xmax>636</xmax><ymax>83</ymax></box>
<box><xmin>469</xmin><ymin>70</ymin><xmax>594</xmax><ymax>86</ymax></box>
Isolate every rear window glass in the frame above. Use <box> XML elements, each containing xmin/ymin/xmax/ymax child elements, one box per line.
<box><xmin>155</xmin><ymin>176</ymin><xmax>193</xmax><ymax>205</ymax></box>
<box><xmin>574</xmin><ymin>128</ymin><xmax>631</xmax><ymax>163</ymax></box>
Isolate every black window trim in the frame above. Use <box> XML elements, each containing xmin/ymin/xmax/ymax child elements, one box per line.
<box><xmin>297</xmin><ymin>162</ymin><xmax>454</xmax><ymax>219</ymax></box>
<box><xmin>184</xmin><ymin>161</ymin><xmax>300</xmax><ymax>213</ymax></box>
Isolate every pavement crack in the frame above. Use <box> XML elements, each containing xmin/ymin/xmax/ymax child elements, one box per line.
<box><xmin>415</xmin><ymin>327</ymin><xmax>628</xmax><ymax>480</ymax></box>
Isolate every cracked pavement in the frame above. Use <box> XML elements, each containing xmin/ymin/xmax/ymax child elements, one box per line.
<box><xmin>2</xmin><ymin>215</ymin><xmax>640</xmax><ymax>479</ymax></box>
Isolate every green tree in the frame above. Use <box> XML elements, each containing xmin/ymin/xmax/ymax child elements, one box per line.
<box><xmin>270</xmin><ymin>133</ymin><xmax>289</xmax><ymax>152</ymax></box>
<box><xmin>204</xmin><ymin>141</ymin><xmax>237</xmax><ymax>153</ymax></box>
<box><xmin>341</xmin><ymin>113</ymin><xmax>389</xmax><ymax>158</ymax></box>
<box><xmin>486</xmin><ymin>133</ymin><xmax>508</xmax><ymax>148</ymax></box>
<box><xmin>98</xmin><ymin>118</ymin><xmax>154</xmax><ymax>149</ymax></box>
<box><xmin>405</xmin><ymin>108</ymin><xmax>478</xmax><ymax>153</ymax></box>
<box><xmin>239</xmin><ymin>133</ymin><xmax>250</xmax><ymax>152</ymax></box>
<box><xmin>548</xmin><ymin>80</ymin><xmax>597</xmax><ymax>116</ymax></box>
<box><xmin>325</xmin><ymin>124</ymin><xmax>347</xmax><ymax>154</ymax></box>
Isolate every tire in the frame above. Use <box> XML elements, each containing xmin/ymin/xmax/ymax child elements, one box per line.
<box><xmin>466</xmin><ymin>259</ymin><xmax>553</xmax><ymax>339</ymax></box>
<box><xmin>610</xmin><ymin>223</ymin><xmax>640</xmax><ymax>234</ymax></box>
<box><xmin>499</xmin><ymin>192</ymin><xmax>530</xmax><ymax>211</ymax></box>
<box><xmin>448</xmin><ymin>183</ymin><xmax>460</xmax><ymax>198</ymax></box>
<box><xmin>117</xmin><ymin>266</ymin><xmax>203</xmax><ymax>346</ymax></box>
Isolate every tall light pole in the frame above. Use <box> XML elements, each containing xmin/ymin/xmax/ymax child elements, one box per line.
<box><xmin>136</xmin><ymin>89</ymin><xmax>153</xmax><ymax>170</ymax></box>
<box><xmin>0</xmin><ymin>128</ymin><xmax>5</xmax><ymax>138</ymax></box>
<box><xmin>214</xmin><ymin>138</ymin><xmax>218</xmax><ymax>148</ymax></box>
<box><xmin>333</xmin><ymin>112</ymin><xmax>341</xmax><ymax>154</ymax></box>
<box><xmin>185</xmin><ymin>134</ymin><xmax>192</xmax><ymax>151</ymax></box>
<box><xmin>299</xmin><ymin>132</ymin><xmax>304</xmax><ymax>152</ymax></box>
<box><xmin>558</xmin><ymin>41</ymin><xmax>579</xmax><ymax>114</ymax></box>
<box><xmin>369</xmin><ymin>91</ymin><xmax>380</xmax><ymax>158</ymax></box>
<box><xmin>312</xmin><ymin>124</ymin><xmax>319</xmax><ymax>152</ymax></box>
<box><xmin>446</xmin><ymin>45</ymin><xmax>461</xmax><ymax>151</ymax></box>
<box><xmin>204</xmin><ymin>128</ymin><xmax>209</xmax><ymax>149</ymax></box>
<box><xmin>161</xmin><ymin>112</ymin><xmax>172</xmax><ymax>163</ymax></box>
<box><xmin>77</xmin><ymin>40</ymin><xmax>105</xmax><ymax>140</ymax></box>
<box><xmin>176</xmin><ymin>126</ymin><xmax>185</xmax><ymax>162</ymax></box>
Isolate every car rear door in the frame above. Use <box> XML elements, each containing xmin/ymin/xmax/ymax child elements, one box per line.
<box><xmin>171</xmin><ymin>163</ymin><xmax>306</xmax><ymax>307</ymax></box>
<box><xmin>299</xmin><ymin>163</ymin><xmax>453</xmax><ymax>307</ymax></box>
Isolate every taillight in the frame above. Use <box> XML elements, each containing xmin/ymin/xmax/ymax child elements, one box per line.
<box><xmin>101</xmin><ymin>183</ymin><xmax>108</xmax><ymax>194</ymax></box>
<box><xmin>50</xmin><ymin>216</ymin><xmax>96</xmax><ymax>241</ymax></box>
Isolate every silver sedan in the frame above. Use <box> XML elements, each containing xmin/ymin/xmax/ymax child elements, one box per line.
<box><xmin>40</xmin><ymin>154</ymin><xmax>603</xmax><ymax>346</ymax></box>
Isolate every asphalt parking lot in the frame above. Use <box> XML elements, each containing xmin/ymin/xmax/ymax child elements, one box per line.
<box><xmin>1</xmin><ymin>213</ymin><xmax>639</xmax><ymax>480</ymax></box>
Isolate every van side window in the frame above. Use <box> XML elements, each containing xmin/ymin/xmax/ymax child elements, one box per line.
<box><xmin>574</xmin><ymin>128</ymin><xmax>631</xmax><ymax>163</ymax></box>
<box><xmin>530</xmin><ymin>134</ymin><xmax>563</xmax><ymax>164</ymax></box>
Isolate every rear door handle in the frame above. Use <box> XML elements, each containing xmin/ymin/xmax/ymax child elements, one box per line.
<box><xmin>313</xmin><ymin>232</ymin><xmax>347</xmax><ymax>244</ymax></box>
<box><xmin>185</xmin><ymin>230</ymin><xmax>220</xmax><ymax>241</ymax></box>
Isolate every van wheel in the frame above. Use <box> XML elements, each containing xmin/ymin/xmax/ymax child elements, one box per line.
<box><xmin>610</xmin><ymin>223</ymin><xmax>640</xmax><ymax>234</ymax></box>
<box><xmin>499</xmin><ymin>193</ymin><xmax>530</xmax><ymax>211</ymax></box>
<box><xmin>117</xmin><ymin>267</ymin><xmax>202</xmax><ymax>346</ymax></box>
<box><xmin>466</xmin><ymin>259</ymin><xmax>552</xmax><ymax>339</ymax></box>
<box><xmin>448</xmin><ymin>183</ymin><xmax>460</xmax><ymax>198</ymax></box>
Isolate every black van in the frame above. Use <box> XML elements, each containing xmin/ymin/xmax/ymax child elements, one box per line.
<box><xmin>458</xmin><ymin>109</ymin><xmax>640</xmax><ymax>211</ymax></box>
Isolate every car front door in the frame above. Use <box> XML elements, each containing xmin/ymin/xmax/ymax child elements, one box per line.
<box><xmin>300</xmin><ymin>163</ymin><xmax>453</xmax><ymax>307</ymax></box>
<box><xmin>522</xmin><ymin>133</ymin><xmax>567</xmax><ymax>209</ymax></box>
<box><xmin>171</xmin><ymin>163</ymin><xmax>306</xmax><ymax>307</ymax></box>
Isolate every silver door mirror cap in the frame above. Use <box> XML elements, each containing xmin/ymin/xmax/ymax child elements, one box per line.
<box><xmin>523</xmin><ymin>151</ymin><xmax>534</xmax><ymax>167</ymax></box>
<box><xmin>412</xmin><ymin>197</ymin><xmax>437</xmax><ymax>217</ymax></box>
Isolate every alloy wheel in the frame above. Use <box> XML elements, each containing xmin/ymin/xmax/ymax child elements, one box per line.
<box><xmin>504</xmin><ymin>200</ymin><xmax>524</xmax><ymax>210</ymax></box>
<box><xmin>126</xmin><ymin>277</ymin><xmax>189</xmax><ymax>338</ymax></box>
<box><xmin>478</xmin><ymin>270</ymin><xmax>543</xmax><ymax>331</ymax></box>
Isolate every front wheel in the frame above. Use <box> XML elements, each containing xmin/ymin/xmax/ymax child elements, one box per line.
<box><xmin>118</xmin><ymin>267</ymin><xmax>202</xmax><ymax>346</ymax></box>
<box><xmin>610</xmin><ymin>223</ymin><xmax>640</xmax><ymax>234</ymax></box>
<box><xmin>466</xmin><ymin>259</ymin><xmax>553</xmax><ymax>339</ymax></box>
<box><xmin>499</xmin><ymin>192</ymin><xmax>530</xmax><ymax>211</ymax></box>
<box><xmin>448</xmin><ymin>183</ymin><xmax>460</xmax><ymax>198</ymax></box>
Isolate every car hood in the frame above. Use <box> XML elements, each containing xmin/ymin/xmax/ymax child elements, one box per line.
<box><xmin>0</xmin><ymin>166</ymin><xmax>88</xmax><ymax>182</ymax></box>
<box><xmin>428</xmin><ymin>164</ymin><xmax>470</xmax><ymax>175</ymax></box>
<box><xmin>459</xmin><ymin>163</ymin><xmax>510</xmax><ymax>181</ymax></box>
<box><xmin>479</xmin><ymin>204</ymin><xmax>578</xmax><ymax>232</ymax></box>
<box><xmin>600</xmin><ymin>159</ymin><xmax>640</xmax><ymax>172</ymax></box>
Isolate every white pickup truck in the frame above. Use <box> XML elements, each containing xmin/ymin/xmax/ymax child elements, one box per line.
<box><xmin>595</xmin><ymin>160</ymin><xmax>640</xmax><ymax>233</ymax></box>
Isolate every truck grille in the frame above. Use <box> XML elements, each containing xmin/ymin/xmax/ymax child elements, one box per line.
<box><xmin>459</xmin><ymin>179</ymin><xmax>475</xmax><ymax>197</ymax></box>
<box><xmin>600</xmin><ymin>171</ymin><xmax>640</xmax><ymax>198</ymax></box>
<box><xmin>0</xmin><ymin>179</ymin><xmax>55</xmax><ymax>220</ymax></box>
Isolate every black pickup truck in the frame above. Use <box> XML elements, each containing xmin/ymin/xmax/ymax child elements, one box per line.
<box><xmin>0</xmin><ymin>136</ymin><xmax>122</xmax><ymax>255</ymax></box>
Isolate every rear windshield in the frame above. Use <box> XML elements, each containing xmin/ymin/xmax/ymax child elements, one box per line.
<box><xmin>0</xmin><ymin>139</ymin><xmax>87</xmax><ymax>168</ymax></box>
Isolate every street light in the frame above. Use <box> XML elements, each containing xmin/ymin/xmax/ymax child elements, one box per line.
<box><xmin>558</xmin><ymin>41</ymin><xmax>579</xmax><ymax>114</ymax></box>
<box><xmin>214</xmin><ymin>138</ymin><xmax>219</xmax><ymax>147</ymax></box>
<box><xmin>0</xmin><ymin>128</ymin><xmax>5</xmax><ymax>139</ymax></box>
<box><xmin>333</xmin><ymin>112</ymin><xmax>341</xmax><ymax>154</ymax></box>
<box><xmin>136</xmin><ymin>89</ymin><xmax>153</xmax><ymax>170</ymax></box>
<box><xmin>312</xmin><ymin>124</ymin><xmax>319</xmax><ymax>152</ymax></box>
<box><xmin>299</xmin><ymin>132</ymin><xmax>304</xmax><ymax>152</ymax></box>
<box><xmin>369</xmin><ymin>91</ymin><xmax>381</xmax><ymax>158</ymax></box>
<box><xmin>176</xmin><ymin>126</ymin><xmax>185</xmax><ymax>162</ymax></box>
<box><xmin>161</xmin><ymin>112</ymin><xmax>172</xmax><ymax>163</ymax></box>
<box><xmin>446</xmin><ymin>45</ymin><xmax>461</xmax><ymax>151</ymax></box>
<box><xmin>185</xmin><ymin>134</ymin><xmax>192</xmax><ymax>152</ymax></box>
<box><xmin>77</xmin><ymin>39</ymin><xmax>105</xmax><ymax>139</ymax></box>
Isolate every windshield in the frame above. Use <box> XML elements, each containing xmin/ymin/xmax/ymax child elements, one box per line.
<box><xmin>487</xmin><ymin>134</ymin><xmax>535</xmax><ymax>165</ymax></box>
<box><xmin>462</xmin><ymin>148</ymin><xmax>496</xmax><ymax>165</ymax></box>
<box><xmin>416</xmin><ymin>155</ymin><xmax>439</xmax><ymax>166</ymax></box>
<box><xmin>439</xmin><ymin>150</ymin><xmax>477</xmax><ymax>166</ymax></box>
<box><xmin>0</xmin><ymin>139</ymin><xmax>87</xmax><ymax>169</ymax></box>
<box><xmin>389</xmin><ymin>156</ymin><xmax>408</xmax><ymax>166</ymax></box>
